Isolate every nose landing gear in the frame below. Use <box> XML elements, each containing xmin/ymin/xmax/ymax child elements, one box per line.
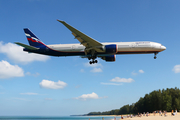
<box><xmin>154</xmin><ymin>52</ymin><xmax>158</xmax><ymax>59</ymax></box>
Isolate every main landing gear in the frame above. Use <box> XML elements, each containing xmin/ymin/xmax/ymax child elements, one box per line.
<box><xmin>154</xmin><ymin>52</ymin><xmax>158</xmax><ymax>59</ymax></box>
<box><xmin>89</xmin><ymin>60</ymin><xmax>98</xmax><ymax>64</ymax></box>
<box><xmin>88</xmin><ymin>49</ymin><xmax>98</xmax><ymax>64</ymax></box>
<box><xmin>88</xmin><ymin>56</ymin><xmax>98</xmax><ymax>64</ymax></box>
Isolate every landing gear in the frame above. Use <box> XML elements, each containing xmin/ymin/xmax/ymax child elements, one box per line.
<box><xmin>89</xmin><ymin>60</ymin><xmax>98</xmax><ymax>64</ymax></box>
<box><xmin>88</xmin><ymin>56</ymin><xmax>98</xmax><ymax>64</ymax></box>
<box><xmin>88</xmin><ymin>49</ymin><xmax>98</xmax><ymax>64</ymax></box>
<box><xmin>154</xmin><ymin>52</ymin><xmax>158</xmax><ymax>59</ymax></box>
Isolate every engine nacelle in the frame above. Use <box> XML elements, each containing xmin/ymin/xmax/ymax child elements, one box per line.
<box><xmin>104</xmin><ymin>44</ymin><xmax>118</xmax><ymax>54</ymax></box>
<box><xmin>102</xmin><ymin>55</ymin><xmax>116</xmax><ymax>62</ymax></box>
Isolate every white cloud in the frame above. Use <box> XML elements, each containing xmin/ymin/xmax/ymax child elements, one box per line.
<box><xmin>110</xmin><ymin>77</ymin><xmax>134</xmax><ymax>83</ymax></box>
<box><xmin>39</xmin><ymin>79</ymin><xmax>67</xmax><ymax>89</ymax></box>
<box><xmin>13</xmin><ymin>98</ymin><xmax>30</xmax><ymax>101</ymax></box>
<box><xmin>26</xmin><ymin>72</ymin><xmax>40</xmax><ymax>77</ymax></box>
<box><xmin>0</xmin><ymin>85</ymin><xmax>3</xmax><ymax>89</ymax></box>
<box><xmin>0</xmin><ymin>41</ymin><xmax>50</xmax><ymax>64</ymax></box>
<box><xmin>173</xmin><ymin>65</ymin><xmax>180</xmax><ymax>73</ymax></box>
<box><xmin>45</xmin><ymin>98</ymin><xmax>53</xmax><ymax>101</ymax></box>
<box><xmin>131</xmin><ymin>71</ymin><xmax>137</xmax><ymax>75</ymax></box>
<box><xmin>75</xmin><ymin>92</ymin><xmax>100</xmax><ymax>101</ymax></box>
<box><xmin>139</xmin><ymin>70</ymin><xmax>144</xmax><ymax>73</ymax></box>
<box><xmin>83</xmin><ymin>62</ymin><xmax>103</xmax><ymax>72</ymax></box>
<box><xmin>75</xmin><ymin>85</ymin><xmax>81</xmax><ymax>88</ymax></box>
<box><xmin>101</xmin><ymin>82</ymin><xmax>122</xmax><ymax>86</ymax></box>
<box><xmin>80</xmin><ymin>69</ymin><xmax>85</xmax><ymax>72</ymax></box>
<box><xmin>84</xmin><ymin>62</ymin><xmax>103</xmax><ymax>68</ymax></box>
<box><xmin>91</xmin><ymin>68</ymin><xmax>102</xmax><ymax>73</ymax></box>
<box><xmin>132</xmin><ymin>70</ymin><xmax>144</xmax><ymax>75</ymax></box>
<box><xmin>0</xmin><ymin>60</ymin><xmax>24</xmax><ymax>79</ymax></box>
<box><xmin>20</xmin><ymin>92</ymin><xmax>38</xmax><ymax>95</ymax></box>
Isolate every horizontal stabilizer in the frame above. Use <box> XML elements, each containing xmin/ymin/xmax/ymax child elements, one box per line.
<box><xmin>15</xmin><ymin>42</ymin><xmax>39</xmax><ymax>50</ymax></box>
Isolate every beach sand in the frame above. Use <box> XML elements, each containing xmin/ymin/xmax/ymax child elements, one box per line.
<box><xmin>125</xmin><ymin>113</ymin><xmax>180</xmax><ymax>120</ymax></box>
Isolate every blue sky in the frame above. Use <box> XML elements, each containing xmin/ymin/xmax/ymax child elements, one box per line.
<box><xmin>0</xmin><ymin>0</ymin><xmax>180</xmax><ymax>116</ymax></box>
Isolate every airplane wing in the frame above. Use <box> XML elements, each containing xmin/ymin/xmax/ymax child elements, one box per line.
<box><xmin>15</xmin><ymin>42</ymin><xmax>39</xmax><ymax>50</ymax></box>
<box><xmin>57</xmin><ymin>20</ymin><xmax>104</xmax><ymax>52</ymax></box>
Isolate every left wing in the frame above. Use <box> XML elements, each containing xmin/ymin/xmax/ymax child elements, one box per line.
<box><xmin>57</xmin><ymin>20</ymin><xmax>104</xmax><ymax>53</ymax></box>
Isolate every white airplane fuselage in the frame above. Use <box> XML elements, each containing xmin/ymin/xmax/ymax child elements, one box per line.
<box><xmin>46</xmin><ymin>41</ymin><xmax>166</xmax><ymax>56</ymax></box>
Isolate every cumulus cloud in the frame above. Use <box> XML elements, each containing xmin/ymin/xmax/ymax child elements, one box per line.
<box><xmin>0</xmin><ymin>41</ymin><xmax>50</xmax><ymax>64</ymax></box>
<box><xmin>101</xmin><ymin>82</ymin><xmax>122</xmax><ymax>86</ymax></box>
<box><xmin>131</xmin><ymin>71</ymin><xmax>138</xmax><ymax>76</ymax></box>
<box><xmin>0</xmin><ymin>60</ymin><xmax>24</xmax><ymax>79</ymax></box>
<box><xmin>39</xmin><ymin>79</ymin><xmax>67</xmax><ymax>89</ymax></box>
<box><xmin>110</xmin><ymin>77</ymin><xmax>134</xmax><ymax>83</ymax></box>
<box><xmin>20</xmin><ymin>92</ymin><xmax>38</xmax><ymax>95</ymax></box>
<box><xmin>173</xmin><ymin>65</ymin><xmax>180</xmax><ymax>73</ymax></box>
<box><xmin>139</xmin><ymin>70</ymin><xmax>144</xmax><ymax>73</ymax></box>
<box><xmin>84</xmin><ymin>62</ymin><xmax>103</xmax><ymax>68</ymax></box>
<box><xmin>91</xmin><ymin>68</ymin><xmax>102</xmax><ymax>73</ymax></box>
<box><xmin>74</xmin><ymin>92</ymin><xmax>100</xmax><ymax>101</ymax></box>
<box><xmin>132</xmin><ymin>70</ymin><xmax>144</xmax><ymax>75</ymax></box>
<box><xmin>26</xmin><ymin>72</ymin><xmax>40</xmax><ymax>77</ymax></box>
<box><xmin>83</xmin><ymin>62</ymin><xmax>103</xmax><ymax>72</ymax></box>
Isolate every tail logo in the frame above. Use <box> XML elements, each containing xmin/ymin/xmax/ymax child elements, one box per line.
<box><xmin>24</xmin><ymin>28</ymin><xmax>45</xmax><ymax>47</ymax></box>
<box><xmin>25</xmin><ymin>33</ymin><xmax>40</xmax><ymax>43</ymax></box>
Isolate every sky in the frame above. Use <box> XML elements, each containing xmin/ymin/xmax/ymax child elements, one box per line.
<box><xmin>0</xmin><ymin>0</ymin><xmax>180</xmax><ymax>116</ymax></box>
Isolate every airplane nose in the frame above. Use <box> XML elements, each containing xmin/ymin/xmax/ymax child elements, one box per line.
<box><xmin>161</xmin><ymin>45</ymin><xmax>166</xmax><ymax>50</ymax></box>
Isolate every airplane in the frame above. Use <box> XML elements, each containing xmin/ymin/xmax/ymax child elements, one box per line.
<box><xmin>15</xmin><ymin>20</ymin><xmax>166</xmax><ymax>64</ymax></box>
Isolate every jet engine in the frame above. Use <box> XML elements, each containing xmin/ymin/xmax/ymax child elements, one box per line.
<box><xmin>101</xmin><ymin>55</ymin><xmax>116</xmax><ymax>62</ymax></box>
<box><xmin>104</xmin><ymin>44</ymin><xmax>118</xmax><ymax>54</ymax></box>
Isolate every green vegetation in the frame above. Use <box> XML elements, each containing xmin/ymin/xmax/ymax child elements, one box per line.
<box><xmin>87</xmin><ymin>87</ymin><xmax>180</xmax><ymax>115</ymax></box>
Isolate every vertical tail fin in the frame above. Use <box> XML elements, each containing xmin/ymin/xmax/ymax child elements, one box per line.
<box><xmin>24</xmin><ymin>28</ymin><xmax>46</xmax><ymax>48</ymax></box>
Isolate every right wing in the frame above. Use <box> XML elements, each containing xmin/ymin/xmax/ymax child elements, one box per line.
<box><xmin>57</xmin><ymin>20</ymin><xmax>104</xmax><ymax>53</ymax></box>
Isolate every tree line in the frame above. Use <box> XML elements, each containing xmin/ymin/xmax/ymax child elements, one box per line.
<box><xmin>87</xmin><ymin>87</ymin><xmax>180</xmax><ymax>115</ymax></box>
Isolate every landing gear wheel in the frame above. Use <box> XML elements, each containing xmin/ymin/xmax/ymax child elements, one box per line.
<box><xmin>154</xmin><ymin>52</ymin><xmax>158</xmax><ymax>59</ymax></box>
<box><xmin>89</xmin><ymin>60</ymin><xmax>98</xmax><ymax>64</ymax></box>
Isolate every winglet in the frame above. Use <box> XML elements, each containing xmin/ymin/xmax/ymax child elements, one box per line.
<box><xmin>57</xmin><ymin>20</ymin><xmax>74</xmax><ymax>31</ymax></box>
<box><xmin>57</xmin><ymin>19</ymin><xmax>64</xmax><ymax>23</ymax></box>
